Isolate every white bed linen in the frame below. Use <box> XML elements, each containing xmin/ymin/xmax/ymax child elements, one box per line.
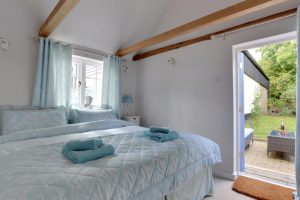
<box><xmin>0</xmin><ymin>123</ymin><xmax>221</xmax><ymax>200</ymax></box>
<box><xmin>0</xmin><ymin>126</ymin><xmax>146</xmax><ymax>154</ymax></box>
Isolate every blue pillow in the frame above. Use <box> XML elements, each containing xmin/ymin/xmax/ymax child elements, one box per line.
<box><xmin>69</xmin><ymin>109</ymin><xmax>117</xmax><ymax>124</ymax></box>
<box><xmin>2</xmin><ymin>107</ymin><xmax>67</xmax><ymax>135</ymax></box>
<box><xmin>0</xmin><ymin>105</ymin><xmax>40</xmax><ymax>135</ymax></box>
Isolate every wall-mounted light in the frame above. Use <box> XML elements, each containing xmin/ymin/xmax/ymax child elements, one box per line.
<box><xmin>168</xmin><ymin>57</ymin><xmax>176</xmax><ymax>66</ymax></box>
<box><xmin>0</xmin><ymin>38</ymin><xmax>10</xmax><ymax>51</ymax></box>
<box><xmin>122</xmin><ymin>65</ymin><xmax>129</xmax><ymax>72</ymax></box>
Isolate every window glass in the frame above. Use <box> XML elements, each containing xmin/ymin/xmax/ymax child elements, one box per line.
<box><xmin>85</xmin><ymin>64</ymin><xmax>103</xmax><ymax>107</ymax></box>
<box><xmin>71</xmin><ymin>55</ymin><xmax>104</xmax><ymax>109</ymax></box>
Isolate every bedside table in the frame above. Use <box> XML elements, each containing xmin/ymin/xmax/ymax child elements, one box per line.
<box><xmin>124</xmin><ymin>116</ymin><xmax>141</xmax><ymax>126</ymax></box>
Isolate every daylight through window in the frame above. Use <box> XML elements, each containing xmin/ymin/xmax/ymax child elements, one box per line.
<box><xmin>71</xmin><ymin>55</ymin><xmax>104</xmax><ymax>109</ymax></box>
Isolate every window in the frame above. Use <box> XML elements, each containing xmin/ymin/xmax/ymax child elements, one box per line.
<box><xmin>71</xmin><ymin>55</ymin><xmax>104</xmax><ymax>109</ymax></box>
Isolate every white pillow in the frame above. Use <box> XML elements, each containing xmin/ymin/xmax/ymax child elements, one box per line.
<box><xmin>2</xmin><ymin>107</ymin><xmax>67</xmax><ymax>135</ymax></box>
<box><xmin>69</xmin><ymin>109</ymin><xmax>117</xmax><ymax>124</ymax></box>
<box><xmin>0</xmin><ymin>105</ymin><xmax>39</xmax><ymax>135</ymax></box>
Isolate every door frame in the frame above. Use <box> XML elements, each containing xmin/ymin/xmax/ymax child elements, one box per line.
<box><xmin>232</xmin><ymin>31</ymin><xmax>297</xmax><ymax>177</ymax></box>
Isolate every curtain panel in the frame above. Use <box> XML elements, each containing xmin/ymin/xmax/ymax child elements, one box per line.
<box><xmin>32</xmin><ymin>37</ymin><xmax>72</xmax><ymax>110</ymax></box>
<box><xmin>101</xmin><ymin>55</ymin><xmax>122</xmax><ymax>119</ymax></box>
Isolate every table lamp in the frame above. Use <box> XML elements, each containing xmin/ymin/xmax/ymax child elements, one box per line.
<box><xmin>122</xmin><ymin>95</ymin><xmax>134</xmax><ymax>116</ymax></box>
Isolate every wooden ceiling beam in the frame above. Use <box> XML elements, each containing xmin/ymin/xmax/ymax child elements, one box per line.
<box><xmin>39</xmin><ymin>0</ymin><xmax>80</xmax><ymax>37</ymax></box>
<box><xmin>116</xmin><ymin>0</ymin><xmax>289</xmax><ymax>57</ymax></box>
<box><xmin>132</xmin><ymin>8</ymin><xmax>297</xmax><ymax>61</ymax></box>
<box><xmin>132</xmin><ymin>36</ymin><xmax>211</xmax><ymax>61</ymax></box>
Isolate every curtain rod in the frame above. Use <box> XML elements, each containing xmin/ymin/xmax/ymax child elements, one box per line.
<box><xmin>32</xmin><ymin>37</ymin><xmax>126</xmax><ymax>61</ymax></box>
<box><xmin>33</xmin><ymin>36</ymin><xmax>71</xmax><ymax>45</ymax></box>
<box><xmin>211</xmin><ymin>10</ymin><xmax>296</xmax><ymax>39</ymax></box>
<box><xmin>73</xmin><ymin>47</ymin><xmax>127</xmax><ymax>62</ymax></box>
<box><xmin>33</xmin><ymin>37</ymin><xmax>119</xmax><ymax>59</ymax></box>
<box><xmin>72</xmin><ymin>47</ymin><xmax>108</xmax><ymax>57</ymax></box>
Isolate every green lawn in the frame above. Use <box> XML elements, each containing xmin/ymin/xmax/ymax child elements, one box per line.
<box><xmin>245</xmin><ymin>115</ymin><xmax>296</xmax><ymax>139</ymax></box>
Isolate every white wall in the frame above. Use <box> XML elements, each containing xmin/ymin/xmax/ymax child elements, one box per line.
<box><xmin>1</xmin><ymin>0</ymin><xmax>149</xmax><ymax>107</ymax></box>
<box><xmin>0</xmin><ymin>33</ymin><xmax>136</xmax><ymax>108</ymax></box>
<box><xmin>244</xmin><ymin>75</ymin><xmax>260</xmax><ymax>114</ymax></box>
<box><xmin>0</xmin><ymin>22</ymin><xmax>38</xmax><ymax>106</ymax></box>
<box><xmin>0</xmin><ymin>0</ymin><xmax>58</xmax><ymax>106</ymax></box>
<box><xmin>135</xmin><ymin>17</ymin><xmax>296</xmax><ymax>178</ymax></box>
<box><xmin>0</xmin><ymin>11</ymin><xmax>137</xmax><ymax>107</ymax></box>
<box><xmin>121</xmin><ymin>60</ymin><xmax>138</xmax><ymax>116</ymax></box>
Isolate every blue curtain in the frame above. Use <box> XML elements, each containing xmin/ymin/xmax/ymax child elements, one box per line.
<box><xmin>32</xmin><ymin>37</ymin><xmax>72</xmax><ymax>110</ymax></box>
<box><xmin>296</xmin><ymin>6</ymin><xmax>300</xmax><ymax>199</ymax></box>
<box><xmin>101</xmin><ymin>55</ymin><xmax>121</xmax><ymax>119</ymax></box>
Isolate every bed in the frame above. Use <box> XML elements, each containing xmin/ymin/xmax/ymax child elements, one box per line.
<box><xmin>0</xmin><ymin>108</ymin><xmax>221</xmax><ymax>200</ymax></box>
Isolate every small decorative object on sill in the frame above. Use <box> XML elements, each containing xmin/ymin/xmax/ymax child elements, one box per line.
<box><xmin>279</xmin><ymin>121</ymin><xmax>287</xmax><ymax>136</ymax></box>
<box><xmin>83</xmin><ymin>96</ymin><xmax>94</xmax><ymax>109</ymax></box>
<box><xmin>122</xmin><ymin>95</ymin><xmax>133</xmax><ymax>116</ymax></box>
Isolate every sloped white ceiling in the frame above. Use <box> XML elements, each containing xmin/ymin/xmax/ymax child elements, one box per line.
<box><xmin>1</xmin><ymin>0</ymin><xmax>299</xmax><ymax>55</ymax></box>
<box><xmin>51</xmin><ymin>0</ymin><xmax>173</xmax><ymax>53</ymax></box>
<box><xmin>0</xmin><ymin>0</ymin><xmax>57</xmax><ymax>33</ymax></box>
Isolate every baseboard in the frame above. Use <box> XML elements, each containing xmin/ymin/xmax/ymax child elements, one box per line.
<box><xmin>213</xmin><ymin>169</ymin><xmax>237</xmax><ymax>181</ymax></box>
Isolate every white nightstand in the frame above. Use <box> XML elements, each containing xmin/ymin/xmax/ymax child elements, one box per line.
<box><xmin>124</xmin><ymin>116</ymin><xmax>141</xmax><ymax>126</ymax></box>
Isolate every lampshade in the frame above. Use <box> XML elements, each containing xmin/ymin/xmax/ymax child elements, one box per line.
<box><xmin>122</xmin><ymin>95</ymin><xmax>134</xmax><ymax>104</ymax></box>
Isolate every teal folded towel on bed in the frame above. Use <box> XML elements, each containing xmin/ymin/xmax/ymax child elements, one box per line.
<box><xmin>144</xmin><ymin>130</ymin><xmax>179</xmax><ymax>142</ymax></box>
<box><xmin>62</xmin><ymin>140</ymin><xmax>115</xmax><ymax>164</ymax></box>
<box><xmin>149</xmin><ymin>126</ymin><xmax>170</xmax><ymax>134</ymax></box>
<box><xmin>62</xmin><ymin>144</ymin><xmax>115</xmax><ymax>164</ymax></box>
<box><xmin>65</xmin><ymin>137</ymin><xmax>103</xmax><ymax>151</ymax></box>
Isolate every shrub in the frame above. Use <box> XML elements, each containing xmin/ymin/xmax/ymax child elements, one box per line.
<box><xmin>251</xmin><ymin>89</ymin><xmax>261</xmax><ymax>118</ymax></box>
<box><xmin>267</xmin><ymin>85</ymin><xmax>296</xmax><ymax>116</ymax></box>
<box><xmin>280</xmin><ymin>85</ymin><xmax>296</xmax><ymax>115</ymax></box>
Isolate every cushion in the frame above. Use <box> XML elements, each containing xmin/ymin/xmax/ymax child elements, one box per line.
<box><xmin>244</xmin><ymin>128</ymin><xmax>254</xmax><ymax>138</ymax></box>
<box><xmin>2</xmin><ymin>106</ymin><xmax>67</xmax><ymax>135</ymax></box>
<box><xmin>69</xmin><ymin>109</ymin><xmax>116</xmax><ymax>124</ymax></box>
<box><xmin>0</xmin><ymin>105</ymin><xmax>40</xmax><ymax>136</ymax></box>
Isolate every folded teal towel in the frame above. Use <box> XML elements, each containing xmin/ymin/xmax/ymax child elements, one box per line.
<box><xmin>149</xmin><ymin>126</ymin><xmax>170</xmax><ymax>134</ymax></box>
<box><xmin>62</xmin><ymin>144</ymin><xmax>115</xmax><ymax>164</ymax></box>
<box><xmin>62</xmin><ymin>143</ymin><xmax>115</xmax><ymax>164</ymax></box>
<box><xmin>65</xmin><ymin>137</ymin><xmax>103</xmax><ymax>151</ymax></box>
<box><xmin>144</xmin><ymin>130</ymin><xmax>179</xmax><ymax>142</ymax></box>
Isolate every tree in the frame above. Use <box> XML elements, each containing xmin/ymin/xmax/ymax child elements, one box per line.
<box><xmin>257</xmin><ymin>40</ymin><xmax>296</xmax><ymax>99</ymax></box>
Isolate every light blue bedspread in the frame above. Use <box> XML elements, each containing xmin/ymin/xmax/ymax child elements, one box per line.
<box><xmin>0</xmin><ymin>120</ymin><xmax>221</xmax><ymax>200</ymax></box>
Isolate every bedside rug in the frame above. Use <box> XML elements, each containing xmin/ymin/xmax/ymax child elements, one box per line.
<box><xmin>232</xmin><ymin>176</ymin><xmax>295</xmax><ymax>200</ymax></box>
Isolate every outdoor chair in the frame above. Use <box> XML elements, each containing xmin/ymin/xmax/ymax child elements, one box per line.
<box><xmin>267</xmin><ymin>130</ymin><xmax>295</xmax><ymax>156</ymax></box>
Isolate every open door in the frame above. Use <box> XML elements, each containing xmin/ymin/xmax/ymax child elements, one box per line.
<box><xmin>238</xmin><ymin>52</ymin><xmax>245</xmax><ymax>172</ymax></box>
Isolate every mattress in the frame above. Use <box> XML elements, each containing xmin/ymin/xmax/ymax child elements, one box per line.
<box><xmin>0</xmin><ymin>120</ymin><xmax>221</xmax><ymax>200</ymax></box>
<box><xmin>245</xmin><ymin>128</ymin><xmax>254</xmax><ymax>138</ymax></box>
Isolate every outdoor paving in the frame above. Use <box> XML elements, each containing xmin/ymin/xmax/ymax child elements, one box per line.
<box><xmin>245</xmin><ymin>140</ymin><xmax>295</xmax><ymax>186</ymax></box>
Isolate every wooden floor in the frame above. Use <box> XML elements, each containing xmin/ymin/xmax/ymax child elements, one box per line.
<box><xmin>245</xmin><ymin>140</ymin><xmax>295</xmax><ymax>186</ymax></box>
